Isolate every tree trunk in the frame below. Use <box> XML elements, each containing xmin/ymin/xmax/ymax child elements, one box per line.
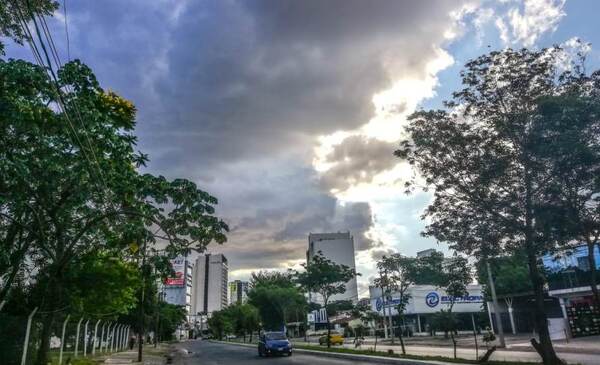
<box><xmin>138</xmin><ymin>241</ymin><xmax>147</xmax><ymax>362</ymax></box>
<box><xmin>35</xmin><ymin>269</ymin><xmax>63</xmax><ymax>365</ymax></box>
<box><xmin>526</xmin><ymin>248</ymin><xmax>563</xmax><ymax>365</ymax></box>
<box><xmin>386</xmin><ymin>295</ymin><xmax>394</xmax><ymax>344</ymax></box>
<box><xmin>451</xmin><ymin>332</ymin><xmax>457</xmax><ymax>359</ymax></box>
<box><xmin>524</xmin><ymin>169</ymin><xmax>563</xmax><ymax>365</ymax></box>
<box><xmin>325</xmin><ymin>298</ymin><xmax>331</xmax><ymax>348</ymax></box>
<box><xmin>398</xmin><ymin>327</ymin><xmax>406</xmax><ymax>355</ymax></box>
<box><xmin>585</xmin><ymin>238</ymin><xmax>600</xmax><ymax>309</ymax></box>
<box><xmin>35</xmin><ymin>312</ymin><xmax>55</xmax><ymax>365</ymax></box>
<box><xmin>374</xmin><ymin>326</ymin><xmax>378</xmax><ymax>352</ymax></box>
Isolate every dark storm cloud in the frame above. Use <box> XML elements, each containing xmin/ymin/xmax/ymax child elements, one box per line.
<box><xmin>320</xmin><ymin>135</ymin><xmax>398</xmax><ymax>192</ymax></box>
<box><xmin>33</xmin><ymin>0</ymin><xmax>471</xmax><ymax>274</ymax></box>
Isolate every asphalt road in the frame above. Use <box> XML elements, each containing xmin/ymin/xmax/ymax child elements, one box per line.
<box><xmin>173</xmin><ymin>340</ymin><xmax>420</xmax><ymax>365</ymax></box>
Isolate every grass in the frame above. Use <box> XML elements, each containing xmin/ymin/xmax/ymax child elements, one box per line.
<box><xmin>292</xmin><ymin>344</ymin><xmax>545</xmax><ymax>365</ymax></box>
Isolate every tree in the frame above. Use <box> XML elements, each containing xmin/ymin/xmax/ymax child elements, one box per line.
<box><xmin>208</xmin><ymin>310</ymin><xmax>233</xmax><ymax>340</ymax></box>
<box><xmin>295</xmin><ymin>252</ymin><xmax>359</xmax><ymax>348</ymax></box>
<box><xmin>0</xmin><ymin>0</ymin><xmax>58</xmax><ymax>54</ymax></box>
<box><xmin>440</xmin><ymin>256</ymin><xmax>471</xmax><ymax>359</ymax></box>
<box><xmin>373</xmin><ymin>262</ymin><xmax>393</xmax><ymax>343</ymax></box>
<box><xmin>413</xmin><ymin>251</ymin><xmax>445</xmax><ymax>285</ymax></box>
<box><xmin>475</xmin><ymin>251</ymin><xmax>532</xmax><ymax>297</ymax></box>
<box><xmin>149</xmin><ymin>302</ymin><xmax>187</xmax><ymax>342</ymax></box>
<box><xmin>396</xmin><ymin>47</ymin><xmax>600</xmax><ymax>365</ymax></box>
<box><xmin>533</xmin><ymin>93</ymin><xmax>600</xmax><ymax>309</ymax></box>
<box><xmin>0</xmin><ymin>57</ymin><xmax>228</xmax><ymax>364</ymax></box>
<box><xmin>377</xmin><ymin>254</ymin><xmax>417</xmax><ymax>354</ymax></box>
<box><xmin>220</xmin><ymin>303</ymin><xmax>261</xmax><ymax>342</ymax></box>
<box><xmin>248</xmin><ymin>271</ymin><xmax>306</xmax><ymax>332</ymax></box>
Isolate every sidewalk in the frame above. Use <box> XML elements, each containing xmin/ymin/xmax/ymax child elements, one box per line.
<box><xmin>97</xmin><ymin>346</ymin><xmax>167</xmax><ymax>365</ymax></box>
<box><xmin>293</xmin><ymin>340</ymin><xmax>600</xmax><ymax>365</ymax></box>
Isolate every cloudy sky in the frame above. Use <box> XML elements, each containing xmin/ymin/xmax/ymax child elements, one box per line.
<box><xmin>7</xmin><ymin>0</ymin><xmax>600</xmax><ymax>297</ymax></box>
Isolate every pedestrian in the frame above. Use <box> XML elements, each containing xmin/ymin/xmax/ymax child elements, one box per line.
<box><xmin>129</xmin><ymin>336</ymin><xmax>136</xmax><ymax>350</ymax></box>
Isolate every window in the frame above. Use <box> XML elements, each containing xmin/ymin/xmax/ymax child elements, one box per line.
<box><xmin>577</xmin><ymin>256</ymin><xmax>590</xmax><ymax>272</ymax></box>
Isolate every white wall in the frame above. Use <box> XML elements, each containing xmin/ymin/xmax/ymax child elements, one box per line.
<box><xmin>369</xmin><ymin>284</ymin><xmax>484</xmax><ymax>315</ymax></box>
<box><xmin>309</xmin><ymin>233</ymin><xmax>358</xmax><ymax>303</ymax></box>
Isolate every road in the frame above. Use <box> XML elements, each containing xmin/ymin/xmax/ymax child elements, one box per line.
<box><xmin>173</xmin><ymin>339</ymin><xmax>600</xmax><ymax>365</ymax></box>
<box><xmin>172</xmin><ymin>340</ymin><xmax>448</xmax><ymax>365</ymax></box>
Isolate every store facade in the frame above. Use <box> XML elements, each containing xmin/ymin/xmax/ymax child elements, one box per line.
<box><xmin>543</xmin><ymin>245</ymin><xmax>600</xmax><ymax>338</ymax></box>
<box><xmin>369</xmin><ymin>284</ymin><xmax>485</xmax><ymax>334</ymax></box>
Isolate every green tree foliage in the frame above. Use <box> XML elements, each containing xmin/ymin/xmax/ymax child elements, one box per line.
<box><xmin>396</xmin><ymin>46</ymin><xmax>600</xmax><ymax>365</ymax></box>
<box><xmin>220</xmin><ymin>303</ymin><xmax>261</xmax><ymax>342</ymax></box>
<box><xmin>247</xmin><ymin>271</ymin><xmax>305</xmax><ymax>331</ymax></box>
<box><xmin>0</xmin><ymin>57</ymin><xmax>228</xmax><ymax>364</ymax></box>
<box><xmin>0</xmin><ymin>0</ymin><xmax>58</xmax><ymax>54</ymax></box>
<box><xmin>476</xmin><ymin>252</ymin><xmax>532</xmax><ymax>297</ymax></box>
<box><xmin>533</xmin><ymin>91</ymin><xmax>600</xmax><ymax>308</ymax></box>
<box><xmin>413</xmin><ymin>251</ymin><xmax>445</xmax><ymax>285</ymax></box>
<box><xmin>295</xmin><ymin>252</ymin><xmax>358</xmax><ymax>348</ymax></box>
<box><xmin>150</xmin><ymin>302</ymin><xmax>187</xmax><ymax>342</ymax></box>
<box><xmin>325</xmin><ymin>299</ymin><xmax>354</xmax><ymax>317</ymax></box>
<box><xmin>439</xmin><ymin>256</ymin><xmax>471</xmax><ymax>359</ymax></box>
<box><xmin>208</xmin><ymin>310</ymin><xmax>233</xmax><ymax>340</ymax></box>
<box><xmin>375</xmin><ymin>254</ymin><xmax>417</xmax><ymax>354</ymax></box>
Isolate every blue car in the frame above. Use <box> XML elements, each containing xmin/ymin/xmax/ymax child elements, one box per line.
<box><xmin>258</xmin><ymin>332</ymin><xmax>292</xmax><ymax>357</ymax></box>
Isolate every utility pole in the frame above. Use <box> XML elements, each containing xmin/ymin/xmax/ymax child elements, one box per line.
<box><xmin>486</xmin><ymin>259</ymin><xmax>505</xmax><ymax>348</ymax></box>
<box><xmin>138</xmin><ymin>239</ymin><xmax>148</xmax><ymax>362</ymax></box>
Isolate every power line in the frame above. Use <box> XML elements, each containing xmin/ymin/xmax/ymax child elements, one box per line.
<box><xmin>63</xmin><ymin>0</ymin><xmax>70</xmax><ymax>61</ymax></box>
<box><xmin>11</xmin><ymin>0</ymin><xmax>115</xmax><ymax>215</ymax></box>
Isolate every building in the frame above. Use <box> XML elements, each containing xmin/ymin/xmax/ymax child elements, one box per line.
<box><xmin>307</xmin><ymin>232</ymin><xmax>358</xmax><ymax>303</ymax></box>
<box><xmin>542</xmin><ymin>244</ymin><xmax>600</xmax><ymax>338</ymax></box>
<box><xmin>191</xmin><ymin>253</ymin><xmax>228</xmax><ymax>315</ymax></box>
<box><xmin>416</xmin><ymin>249</ymin><xmax>437</xmax><ymax>258</ymax></box>
<box><xmin>163</xmin><ymin>256</ymin><xmax>194</xmax><ymax>315</ymax></box>
<box><xmin>369</xmin><ymin>284</ymin><xmax>485</xmax><ymax>333</ymax></box>
<box><xmin>228</xmin><ymin>280</ymin><xmax>249</xmax><ymax>305</ymax></box>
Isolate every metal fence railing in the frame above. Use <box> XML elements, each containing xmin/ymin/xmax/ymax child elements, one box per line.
<box><xmin>0</xmin><ymin>308</ymin><xmax>131</xmax><ymax>365</ymax></box>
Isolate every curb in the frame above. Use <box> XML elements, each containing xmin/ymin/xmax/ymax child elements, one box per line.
<box><xmin>208</xmin><ymin>340</ymin><xmax>473</xmax><ymax>365</ymax></box>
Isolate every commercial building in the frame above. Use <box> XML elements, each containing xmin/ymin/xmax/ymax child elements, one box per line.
<box><xmin>191</xmin><ymin>253</ymin><xmax>228</xmax><ymax>315</ymax></box>
<box><xmin>307</xmin><ymin>232</ymin><xmax>358</xmax><ymax>303</ymax></box>
<box><xmin>162</xmin><ymin>256</ymin><xmax>194</xmax><ymax>315</ymax></box>
<box><xmin>542</xmin><ymin>244</ymin><xmax>600</xmax><ymax>338</ymax></box>
<box><xmin>369</xmin><ymin>284</ymin><xmax>485</xmax><ymax>333</ymax></box>
<box><xmin>228</xmin><ymin>280</ymin><xmax>249</xmax><ymax>305</ymax></box>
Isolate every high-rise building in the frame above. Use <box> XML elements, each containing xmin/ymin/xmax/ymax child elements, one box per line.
<box><xmin>191</xmin><ymin>253</ymin><xmax>228</xmax><ymax>315</ymax></box>
<box><xmin>228</xmin><ymin>280</ymin><xmax>249</xmax><ymax>305</ymax></box>
<box><xmin>416</xmin><ymin>248</ymin><xmax>437</xmax><ymax>258</ymax></box>
<box><xmin>163</xmin><ymin>256</ymin><xmax>194</xmax><ymax>315</ymax></box>
<box><xmin>307</xmin><ymin>232</ymin><xmax>358</xmax><ymax>303</ymax></box>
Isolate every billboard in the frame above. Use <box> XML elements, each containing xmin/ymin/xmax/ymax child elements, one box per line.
<box><xmin>165</xmin><ymin>257</ymin><xmax>185</xmax><ymax>287</ymax></box>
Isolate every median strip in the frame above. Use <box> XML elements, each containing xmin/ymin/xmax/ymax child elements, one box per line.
<box><xmin>209</xmin><ymin>340</ymin><xmax>544</xmax><ymax>365</ymax></box>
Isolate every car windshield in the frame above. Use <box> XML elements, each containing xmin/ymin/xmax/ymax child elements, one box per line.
<box><xmin>265</xmin><ymin>332</ymin><xmax>287</xmax><ymax>340</ymax></box>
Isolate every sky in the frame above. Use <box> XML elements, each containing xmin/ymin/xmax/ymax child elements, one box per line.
<box><xmin>6</xmin><ymin>0</ymin><xmax>600</xmax><ymax>298</ymax></box>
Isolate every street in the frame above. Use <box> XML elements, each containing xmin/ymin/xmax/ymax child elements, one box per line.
<box><xmin>170</xmin><ymin>339</ymin><xmax>600</xmax><ymax>365</ymax></box>
<box><xmin>173</xmin><ymin>340</ymin><xmax>445</xmax><ymax>365</ymax></box>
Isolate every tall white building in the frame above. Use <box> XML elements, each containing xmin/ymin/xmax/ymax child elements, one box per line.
<box><xmin>228</xmin><ymin>280</ymin><xmax>249</xmax><ymax>305</ymax></box>
<box><xmin>307</xmin><ymin>232</ymin><xmax>358</xmax><ymax>303</ymax></box>
<box><xmin>191</xmin><ymin>253</ymin><xmax>228</xmax><ymax>315</ymax></box>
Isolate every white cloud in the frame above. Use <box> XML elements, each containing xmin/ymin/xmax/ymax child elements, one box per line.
<box><xmin>495</xmin><ymin>0</ymin><xmax>566</xmax><ymax>47</ymax></box>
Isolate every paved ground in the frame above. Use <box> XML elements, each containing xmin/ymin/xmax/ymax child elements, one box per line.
<box><xmin>171</xmin><ymin>340</ymin><xmax>460</xmax><ymax>365</ymax></box>
<box><xmin>293</xmin><ymin>339</ymin><xmax>600</xmax><ymax>365</ymax></box>
<box><xmin>98</xmin><ymin>346</ymin><xmax>168</xmax><ymax>365</ymax></box>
